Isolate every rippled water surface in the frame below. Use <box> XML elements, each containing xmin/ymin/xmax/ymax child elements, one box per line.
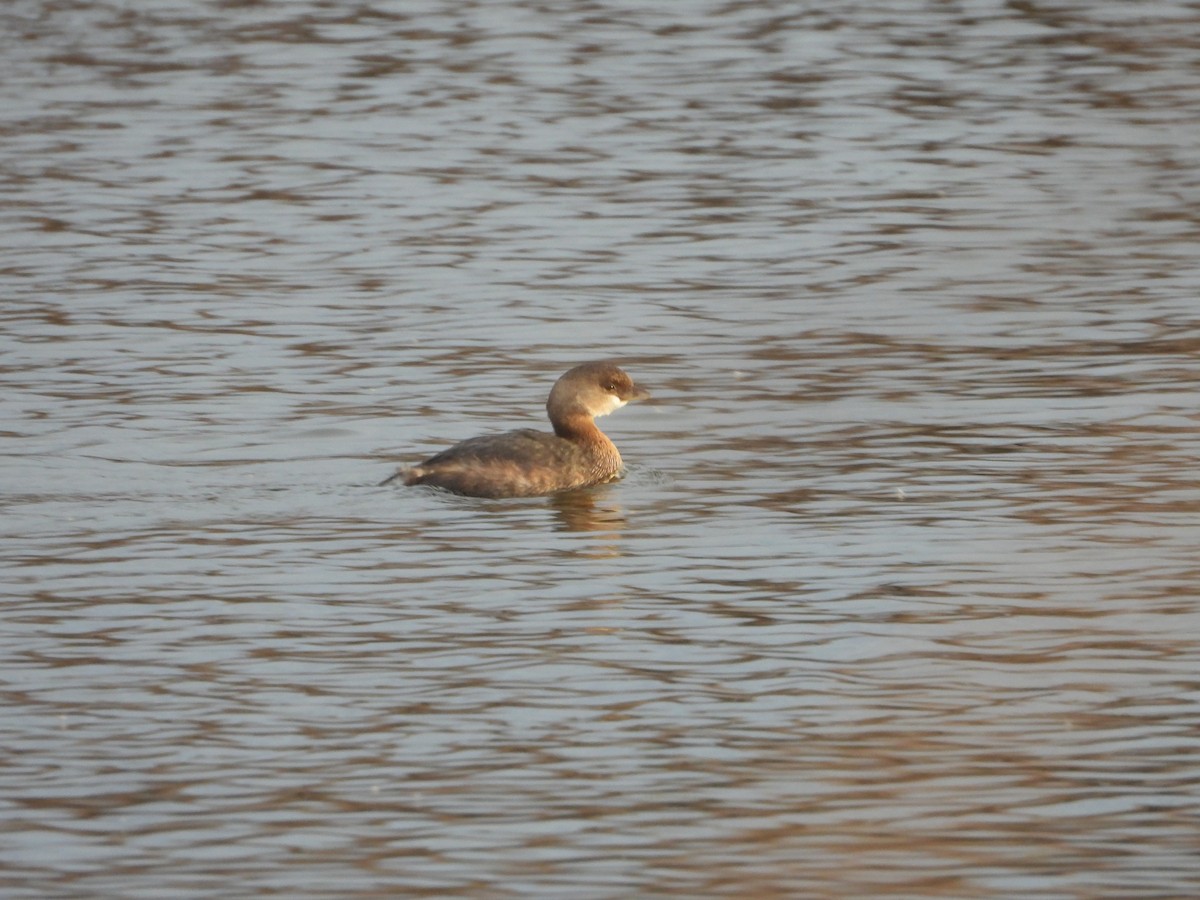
<box><xmin>3</xmin><ymin>1</ymin><xmax>1200</xmax><ymax>897</ymax></box>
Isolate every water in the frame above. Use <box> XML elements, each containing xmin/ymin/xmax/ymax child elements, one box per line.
<box><xmin>3</xmin><ymin>1</ymin><xmax>1199</xmax><ymax>897</ymax></box>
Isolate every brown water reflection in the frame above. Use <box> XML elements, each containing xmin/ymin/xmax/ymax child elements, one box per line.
<box><xmin>3</xmin><ymin>0</ymin><xmax>1200</xmax><ymax>897</ymax></box>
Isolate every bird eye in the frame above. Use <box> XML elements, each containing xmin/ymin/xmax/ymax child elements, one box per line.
<box><xmin>605</xmin><ymin>382</ymin><xmax>617</xmax><ymax>392</ymax></box>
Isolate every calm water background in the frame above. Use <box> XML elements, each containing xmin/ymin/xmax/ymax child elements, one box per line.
<box><xmin>3</xmin><ymin>1</ymin><xmax>1199</xmax><ymax>897</ymax></box>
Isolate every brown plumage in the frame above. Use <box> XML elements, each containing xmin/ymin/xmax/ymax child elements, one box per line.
<box><xmin>380</xmin><ymin>361</ymin><xmax>649</xmax><ymax>499</ymax></box>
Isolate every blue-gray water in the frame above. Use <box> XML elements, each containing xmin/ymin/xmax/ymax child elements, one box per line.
<box><xmin>3</xmin><ymin>1</ymin><xmax>1199</xmax><ymax>897</ymax></box>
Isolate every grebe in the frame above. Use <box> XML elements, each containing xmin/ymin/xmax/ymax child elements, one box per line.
<box><xmin>381</xmin><ymin>361</ymin><xmax>649</xmax><ymax>498</ymax></box>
